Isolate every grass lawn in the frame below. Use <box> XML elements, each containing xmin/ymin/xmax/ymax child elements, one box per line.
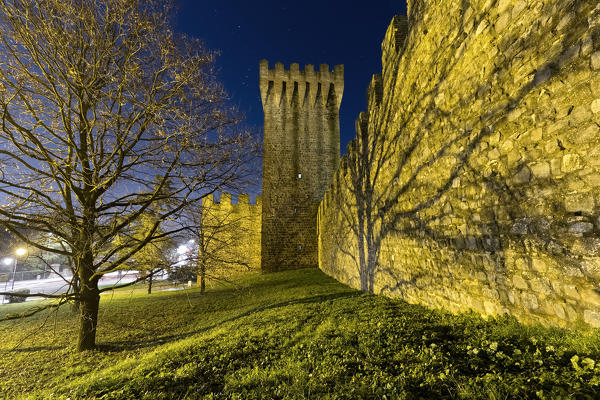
<box><xmin>0</xmin><ymin>269</ymin><xmax>599</xmax><ymax>399</ymax></box>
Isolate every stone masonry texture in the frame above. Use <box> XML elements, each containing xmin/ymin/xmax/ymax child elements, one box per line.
<box><xmin>318</xmin><ymin>1</ymin><xmax>600</xmax><ymax>329</ymax></box>
<box><xmin>260</xmin><ymin>60</ymin><xmax>343</xmax><ymax>271</ymax></box>
<box><xmin>201</xmin><ymin>193</ymin><xmax>261</xmax><ymax>274</ymax></box>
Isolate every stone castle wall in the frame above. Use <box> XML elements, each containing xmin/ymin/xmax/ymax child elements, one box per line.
<box><xmin>201</xmin><ymin>193</ymin><xmax>261</xmax><ymax>274</ymax></box>
<box><xmin>260</xmin><ymin>60</ymin><xmax>343</xmax><ymax>271</ymax></box>
<box><xmin>318</xmin><ymin>1</ymin><xmax>600</xmax><ymax>328</ymax></box>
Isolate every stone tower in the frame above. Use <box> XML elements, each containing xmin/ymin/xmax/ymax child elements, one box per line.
<box><xmin>259</xmin><ymin>60</ymin><xmax>344</xmax><ymax>271</ymax></box>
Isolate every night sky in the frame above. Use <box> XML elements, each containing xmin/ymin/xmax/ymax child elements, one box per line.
<box><xmin>175</xmin><ymin>0</ymin><xmax>408</xmax><ymax>156</ymax></box>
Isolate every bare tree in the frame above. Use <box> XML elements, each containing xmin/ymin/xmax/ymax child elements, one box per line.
<box><xmin>0</xmin><ymin>0</ymin><xmax>254</xmax><ymax>350</ymax></box>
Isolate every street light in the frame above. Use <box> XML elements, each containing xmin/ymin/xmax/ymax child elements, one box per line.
<box><xmin>6</xmin><ymin>248</ymin><xmax>26</xmax><ymax>292</ymax></box>
<box><xmin>11</xmin><ymin>248</ymin><xmax>26</xmax><ymax>290</ymax></box>
<box><xmin>2</xmin><ymin>257</ymin><xmax>14</xmax><ymax>304</ymax></box>
<box><xmin>2</xmin><ymin>257</ymin><xmax>14</xmax><ymax>298</ymax></box>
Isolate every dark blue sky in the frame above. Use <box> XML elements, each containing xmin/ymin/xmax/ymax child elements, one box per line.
<box><xmin>175</xmin><ymin>1</ymin><xmax>408</xmax><ymax>154</ymax></box>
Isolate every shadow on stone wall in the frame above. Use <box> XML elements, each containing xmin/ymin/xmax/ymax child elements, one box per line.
<box><xmin>320</xmin><ymin>0</ymin><xmax>600</xmax><ymax>326</ymax></box>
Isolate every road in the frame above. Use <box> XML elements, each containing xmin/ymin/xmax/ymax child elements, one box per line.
<box><xmin>0</xmin><ymin>271</ymin><xmax>143</xmax><ymax>304</ymax></box>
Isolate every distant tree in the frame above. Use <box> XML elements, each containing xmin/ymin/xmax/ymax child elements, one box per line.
<box><xmin>0</xmin><ymin>0</ymin><xmax>254</xmax><ymax>351</ymax></box>
<box><xmin>112</xmin><ymin>176</ymin><xmax>177</xmax><ymax>294</ymax></box>
<box><xmin>114</xmin><ymin>212</ymin><xmax>175</xmax><ymax>295</ymax></box>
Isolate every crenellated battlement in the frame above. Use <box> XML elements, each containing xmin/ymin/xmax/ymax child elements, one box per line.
<box><xmin>367</xmin><ymin>74</ymin><xmax>383</xmax><ymax>109</ymax></box>
<box><xmin>381</xmin><ymin>15</ymin><xmax>408</xmax><ymax>91</ymax></box>
<box><xmin>382</xmin><ymin>15</ymin><xmax>408</xmax><ymax>58</ymax></box>
<box><xmin>259</xmin><ymin>60</ymin><xmax>344</xmax><ymax>109</ymax></box>
<box><xmin>203</xmin><ymin>192</ymin><xmax>262</xmax><ymax>211</ymax></box>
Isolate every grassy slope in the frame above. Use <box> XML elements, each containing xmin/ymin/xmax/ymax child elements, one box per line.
<box><xmin>0</xmin><ymin>269</ymin><xmax>599</xmax><ymax>399</ymax></box>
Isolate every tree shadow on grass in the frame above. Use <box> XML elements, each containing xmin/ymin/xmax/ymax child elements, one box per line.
<box><xmin>96</xmin><ymin>291</ymin><xmax>362</xmax><ymax>352</ymax></box>
<box><xmin>0</xmin><ymin>344</ymin><xmax>66</xmax><ymax>353</ymax></box>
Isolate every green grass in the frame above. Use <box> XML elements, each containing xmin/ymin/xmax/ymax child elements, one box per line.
<box><xmin>1</xmin><ymin>269</ymin><xmax>599</xmax><ymax>399</ymax></box>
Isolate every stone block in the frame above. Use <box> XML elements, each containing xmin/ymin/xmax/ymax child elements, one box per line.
<box><xmin>564</xmin><ymin>193</ymin><xmax>595</xmax><ymax>213</ymax></box>
<box><xmin>584</xmin><ymin>310</ymin><xmax>600</xmax><ymax>327</ymax></box>
<box><xmin>583</xmin><ymin>258</ymin><xmax>600</xmax><ymax>279</ymax></box>
<box><xmin>530</xmin><ymin>278</ymin><xmax>552</xmax><ymax>295</ymax></box>
<box><xmin>507</xmin><ymin>290</ymin><xmax>517</xmax><ymax>304</ymax></box>
<box><xmin>500</xmin><ymin>139</ymin><xmax>514</xmax><ymax>153</ymax></box>
<box><xmin>539</xmin><ymin>299</ymin><xmax>556</xmax><ymax>316</ymax></box>
<box><xmin>567</xmin><ymin>178</ymin><xmax>587</xmax><ymax>192</ymax></box>
<box><xmin>592</xmin><ymin>51</ymin><xmax>600</xmax><ymax>70</ymax></box>
<box><xmin>569</xmin><ymin>222</ymin><xmax>594</xmax><ymax>234</ymax></box>
<box><xmin>557</xmin><ymin>12</ymin><xmax>574</xmax><ymax>32</ymax></box>
<box><xmin>512</xmin><ymin>166</ymin><xmax>531</xmax><ymax>184</ymax></box>
<box><xmin>544</xmin><ymin>139</ymin><xmax>559</xmax><ymax>153</ymax></box>
<box><xmin>488</xmin><ymin>148</ymin><xmax>501</xmax><ymax>160</ymax></box>
<box><xmin>482</xmin><ymin>287</ymin><xmax>500</xmax><ymax>300</ymax></box>
<box><xmin>515</xmin><ymin>257</ymin><xmax>529</xmax><ymax>270</ymax></box>
<box><xmin>583</xmin><ymin>173</ymin><xmax>600</xmax><ymax>187</ymax></box>
<box><xmin>511</xmin><ymin>220</ymin><xmax>529</xmax><ymax>235</ymax></box>
<box><xmin>507</xmin><ymin>108</ymin><xmax>523</xmax><ymax>122</ymax></box>
<box><xmin>563</xmin><ymin>284</ymin><xmax>580</xmax><ymax>300</ymax></box>
<box><xmin>531</xmin><ymin>258</ymin><xmax>548</xmax><ymax>273</ymax></box>
<box><xmin>496</xmin><ymin>11</ymin><xmax>510</xmax><ymax>32</ymax></box>
<box><xmin>498</xmin><ymin>0</ymin><xmax>511</xmax><ymax>12</ymax></box>
<box><xmin>561</xmin><ymin>154</ymin><xmax>583</xmax><ymax>173</ymax></box>
<box><xmin>522</xmin><ymin>293</ymin><xmax>539</xmax><ymax>310</ymax></box>
<box><xmin>554</xmin><ymin>303</ymin><xmax>567</xmax><ymax>320</ymax></box>
<box><xmin>565</xmin><ymin>304</ymin><xmax>578</xmax><ymax>322</ymax></box>
<box><xmin>512</xmin><ymin>0</ymin><xmax>526</xmax><ymax>17</ymax></box>
<box><xmin>551</xmin><ymin>280</ymin><xmax>561</xmax><ymax>293</ymax></box>
<box><xmin>570</xmin><ymin>105</ymin><xmax>591</xmax><ymax>125</ymax></box>
<box><xmin>582</xmin><ymin>36</ymin><xmax>593</xmax><ymax>56</ymax></box>
<box><xmin>513</xmin><ymin>275</ymin><xmax>528</xmax><ymax>290</ymax></box>
<box><xmin>565</xmin><ymin>265</ymin><xmax>585</xmax><ymax>277</ymax></box>
<box><xmin>574</xmin><ymin>125</ymin><xmax>600</xmax><ymax>145</ymax></box>
<box><xmin>529</xmin><ymin>162</ymin><xmax>550</xmax><ymax>178</ymax></box>
<box><xmin>592</xmin><ymin>99</ymin><xmax>600</xmax><ymax>114</ymax></box>
<box><xmin>550</xmin><ymin>158</ymin><xmax>562</xmax><ymax>176</ymax></box>
<box><xmin>484</xmin><ymin>300</ymin><xmax>499</xmax><ymax>314</ymax></box>
<box><xmin>475</xmin><ymin>19</ymin><xmax>489</xmax><ymax>35</ymax></box>
<box><xmin>530</xmin><ymin>127</ymin><xmax>543</xmax><ymax>142</ymax></box>
<box><xmin>582</xmin><ymin>289</ymin><xmax>600</xmax><ymax>308</ymax></box>
<box><xmin>507</xmin><ymin>150</ymin><xmax>521</xmax><ymax>167</ymax></box>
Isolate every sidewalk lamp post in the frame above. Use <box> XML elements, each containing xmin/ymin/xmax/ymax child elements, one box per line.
<box><xmin>2</xmin><ymin>257</ymin><xmax>14</xmax><ymax>303</ymax></box>
<box><xmin>1</xmin><ymin>248</ymin><xmax>27</xmax><ymax>304</ymax></box>
<box><xmin>12</xmin><ymin>248</ymin><xmax>26</xmax><ymax>290</ymax></box>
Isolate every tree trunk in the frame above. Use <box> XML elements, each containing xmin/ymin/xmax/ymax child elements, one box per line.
<box><xmin>200</xmin><ymin>264</ymin><xmax>206</xmax><ymax>293</ymax></box>
<box><xmin>71</xmin><ymin>273</ymin><xmax>81</xmax><ymax>313</ymax></box>
<box><xmin>77</xmin><ymin>253</ymin><xmax>100</xmax><ymax>351</ymax></box>
<box><xmin>77</xmin><ymin>279</ymin><xmax>100</xmax><ymax>351</ymax></box>
<box><xmin>147</xmin><ymin>273</ymin><xmax>153</xmax><ymax>294</ymax></box>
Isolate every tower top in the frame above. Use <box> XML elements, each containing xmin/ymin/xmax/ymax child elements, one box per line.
<box><xmin>259</xmin><ymin>60</ymin><xmax>344</xmax><ymax>109</ymax></box>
